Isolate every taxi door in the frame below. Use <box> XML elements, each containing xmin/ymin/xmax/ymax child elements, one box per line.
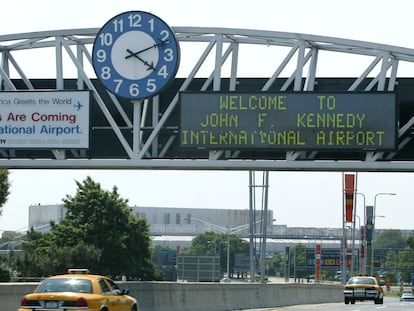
<box><xmin>102</xmin><ymin>278</ymin><xmax>131</xmax><ymax>311</ymax></box>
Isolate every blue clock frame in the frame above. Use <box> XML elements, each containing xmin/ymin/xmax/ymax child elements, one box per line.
<box><xmin>92</xmin><ymin>11</ymin><xmax>180</xmax><ymax>100</ymax></box>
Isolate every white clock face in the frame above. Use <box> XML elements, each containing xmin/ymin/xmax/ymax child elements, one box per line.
<box><xmin>111</xmin><ymin>31</ymin><xmax>159</xmax><ymax>80</ymax></box>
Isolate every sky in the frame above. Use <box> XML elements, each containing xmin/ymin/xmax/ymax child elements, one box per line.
<box><xmin>0</xmin><ymin>0</ymin><xmax>413</xmax><ymax>232</ymax></box>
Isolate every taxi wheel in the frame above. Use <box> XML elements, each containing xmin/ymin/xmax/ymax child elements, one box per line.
<box><xmin>350</xmin><ymin>299</ymin><xmax>355</xmax><ymax>304</ymax></box>
<box><xmin>344</xmin><ymin>297</ymin><xmax>349</xmax><ymax>304</ymax></box>
<box><xmin>131</xmin><ymin>304</ymin><xmax>138</xmax><ymax>311</ymax></box>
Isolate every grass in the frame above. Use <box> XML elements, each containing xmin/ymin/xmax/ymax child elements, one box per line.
<box><xmin>384</xmin><ymin>291</ymin><xmax>401</xmax><ymax>298</ymax></box>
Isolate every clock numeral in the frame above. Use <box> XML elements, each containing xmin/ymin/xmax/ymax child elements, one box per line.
<box><xmin>100</xmin><ymin>67</ymin><xmax>111</xmax><ymax>80</ymax></box>
<box><xmin>114</xmin><ymin>79</ymin><xmax>123</xmax><ymax>93</ymax></box>
<box><xmin>147</xmin><ymin>79</ymin><xmax>157</xmax><ymax>93</ymax></box>
<box><xmin>128</xmin><ymin>14</ymin><xmax>142</xmax><ymax>28</ymax></box>
<box><xmin>99</xmin><ymin>33</ymin><xmax>113</xmax><ymax>46</ymax></box>
<box><xmin>113</xmin><ymin>19</ymin><xmax>124</xmax><ymax>32</ymax></box>
<box><xmin>160</xmin><ymin>30</ymin><xmax>169</xmax><ymax>41</ymax></box>
<box><xmin>163</xmin><ymin>48</ymin><xmax>174</xmax><ymax>62</ymax></box>
<box><xmin>158</xmin><ymin>65</ymin><xmax>169</xmax><ymax>79</ymax></box>
<box><xmin>148</xmin><ymin>18</ymin><xmax>155</xmax><ymax>32</ymax></box>
<box><xmin>130</xmin><ymin>84</ymin><xmax>140</xmax><ymax>97</ymax></box>
<box><xmin>96</xmin><ymin>49</ymin><xmax>106</xmax><ymax>63</ymax></box>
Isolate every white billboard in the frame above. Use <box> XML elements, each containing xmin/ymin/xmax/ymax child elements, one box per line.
<box><xmin>0</xmin><ymin>91</ymin><xmax>90</xmax><ymax>149</ymax></box>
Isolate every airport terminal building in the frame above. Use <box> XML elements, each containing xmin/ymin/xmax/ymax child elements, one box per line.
<box><xmin>1</xmin><ymin>204</ymin><xmax>411</xmax><ymax>263</ymax></box>
<box><xmin>28</xmin><ymin>204</ymin><xmax>345</xmax><ymax>254</ymax></box>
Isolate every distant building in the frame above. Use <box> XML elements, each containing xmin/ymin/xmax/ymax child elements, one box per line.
<box><xmin>29</xmin><ymin>204</ymin><xmax>274</xmax><ymax>236</ymax></box>
<box><xmin>0</xmin><ymin>204</ymin><xmax>408</xmax><ymax>260</ymax></box>
<box><xmin>27</xmin><ymin>204</ymin><xmax>348</xmax><ymax>254</ymax></box>
<box><xmin>1</xmin><ymin>231</ymin><xmax>21</xmax><ymax>239</ymax></box>
<box><xmin>29</xmin><ymin>204</ymin><xmax>66</xmax><ymax>232</ymax></box>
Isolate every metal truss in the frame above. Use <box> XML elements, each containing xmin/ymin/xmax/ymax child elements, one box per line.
<box><xmin>1</xmin><ymin>27</ymin><xmax>414</xmax><ymax>171</ymax></box>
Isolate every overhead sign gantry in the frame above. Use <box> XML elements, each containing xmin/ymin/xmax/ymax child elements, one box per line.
<box><xmin>0</xmin><ymin>21</ymin><xmax>414</xmax><ymax>171</ymax></box>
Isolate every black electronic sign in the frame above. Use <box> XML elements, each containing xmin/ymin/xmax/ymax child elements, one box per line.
<box><xmin>179</xmin><ymin>92</ymin><xmax>397</xmax><ymax>151</ymax></box>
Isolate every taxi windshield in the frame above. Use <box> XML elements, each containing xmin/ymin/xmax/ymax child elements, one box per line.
<box><xmin>36</xmin><ymin>278</ymin><xmax>93</xmax><ymax>293</ymax></box>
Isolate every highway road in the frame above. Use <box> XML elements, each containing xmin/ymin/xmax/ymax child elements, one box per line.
<box><xmin>241</xmin><ymin>297</ymin><xmax>412</xmax><ymax>310</ymax></box>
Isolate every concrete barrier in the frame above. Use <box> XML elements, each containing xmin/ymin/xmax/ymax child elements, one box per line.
<box><xmin>2</xmin><ymin>281</ymin><xmax>342</xmax><ymax>311</ymax></box>
<box><xmin>1</xmin><ymin>283</ymin><xmax>37</xmax><ymax>311</ymax></box>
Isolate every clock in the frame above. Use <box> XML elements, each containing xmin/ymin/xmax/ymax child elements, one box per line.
<box><xmin>92</xmin><ymin>11</ymin><xmax>180</xmax><ymax>100</ymax></box>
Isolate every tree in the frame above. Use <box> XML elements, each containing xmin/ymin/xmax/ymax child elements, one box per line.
<box><xmin>13</xmin><ymin>228</ymin><xmax>102</xmax><ymax>277</ymax></box>
<box><xmin>185</xmin><ymin>231</ymin><xmax>222</xmax><ymax>255</ymax></box>
<box><xmin>374</xmin><ymin>230</ymin><xmax>411</xmax><ymax>284</ymax></box>
<box><xmin>14</xmin><ymin>176</ymin><xmax>160</xmax><ymax>280</ymax></box>
<box><xmin>0</xmin><ymin>170</ymin><xmax>10</xmax><ymax>215</ymax></box>
<box><xmin>267</xmin><ymin>253</ymin><xmax>284</xmax><ymax>276</ymax></box>
<box><xmin>290</xmin><ymin>244</ymin><xmax>308</xmax><ymax>279</ymax></box>
<box><xmin>374</xmin><ymin>229</ymin><xmax>406</xmax><ymax>250</ymax></box>
<box><xmin>0</xmin><ymin>265</ymin><xmax>11</xmax><ymax>282</ymax></box>
<box><xmin>406</xmin><ymin>236</ymin><xmax>414</xmax><ymax>250</ymax></box>
<box><xmin>184</xmin><ymin>231</ymin><xmax>249</xmax><ymax>275</ymax></box>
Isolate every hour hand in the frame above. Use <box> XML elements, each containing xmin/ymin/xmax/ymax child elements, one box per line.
<box><xmin>125</xmin><ymin>49</ymin><xmax>156</xmax><ymax>71</ymax></box>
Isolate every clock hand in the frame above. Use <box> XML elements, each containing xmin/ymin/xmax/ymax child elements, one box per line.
<box><xmin>126</xmin><ymin>49</ymin><xmax>157</xmax><ymax>71</ymax></box>
<box><xmin>125</xmin><ymin>46</ymin><xmax>153</xmax><ymax>59</ymax></box>
<box><xmin>125</xmin><ymin>39</ymin><xmax>169</xmax><ymax>60</ymax></box>
<box><xmin>141</xmin><ymin>39</ymin><xmax>168</xmax><ymax>52</ymax></box>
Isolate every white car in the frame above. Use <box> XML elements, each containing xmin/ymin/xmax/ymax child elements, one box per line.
<box><xmin>400</xmin><ymin>292</ymin><xmax>414</xmax><ymax>302</ymax></box>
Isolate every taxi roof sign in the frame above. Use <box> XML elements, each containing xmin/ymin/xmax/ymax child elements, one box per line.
<box><xmin>67</xmin><ymin>268</ymin><xmax>90</xmax><ymax>274</ymax></box>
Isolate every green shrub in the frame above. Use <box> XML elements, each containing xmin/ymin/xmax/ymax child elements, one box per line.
<box><xmin>0</xmin><ymin>266</ymin><xmax>11</xmax><ymax>282</ymax></box>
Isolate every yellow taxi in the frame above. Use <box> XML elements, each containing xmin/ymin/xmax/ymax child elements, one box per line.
<box><xmin>343</xmin><ymin>275</ymin><xmax>384</xmax><ymax>304</ymax></box>
<box><xmin>18</xmin><ymin>269</ymin><xmax>138</xmax><ymax>311</ymax></box>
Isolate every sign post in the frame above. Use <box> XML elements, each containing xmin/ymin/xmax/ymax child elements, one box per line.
<box><xmin>366</xmin><ymin>205</ymin><xmax>374</xmax><ymax>274</ymax></box>
<box><xmin>315</xmin><ymin>244</ymin><xmax>321</xmax><ymax>283</ymax></box>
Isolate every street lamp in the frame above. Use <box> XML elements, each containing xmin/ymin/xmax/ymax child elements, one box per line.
<box><xmin>371</xmin><ymin>192</ymin><xmax>396</xmax><ymax>275</ymax></box>
<box><xmin>183</xmin><ymin>216</ymin><xmax>260</xmax><ymax>280</ymax></box>
<box><xmin>354</xmin><ymin>215</ymin><xmax>361</xmax><ymax>274</ymax></box>
<box><xmin>342</xmin><ymin>192</ymin><xmax>365</xmax><ymax>283</ymax></box>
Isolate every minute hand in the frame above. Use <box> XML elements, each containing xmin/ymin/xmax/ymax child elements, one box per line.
<box><xmin>126</xmin><ymin>49</ymin><xmax>156</xmax><ymax>71</ymax></box>
<box><xmin>125</xmin><ymin>39</ymin><xmax>169</xmax><ymax>59</ymax></box>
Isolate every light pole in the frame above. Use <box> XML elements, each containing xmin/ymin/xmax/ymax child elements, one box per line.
<box><xmin>344</xmin><ymin>192</ymin><xmax>365</xmax><ymax>282</ymax></box>
<box><xmin>371</xmin><ymin>192</ymin><xmax>396</xmax><ymax>275</ymax></box>
<box><xmin>354</xmin><ymin>215</ymin><xmax>361</xmax><ymax>274</ymax></box>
